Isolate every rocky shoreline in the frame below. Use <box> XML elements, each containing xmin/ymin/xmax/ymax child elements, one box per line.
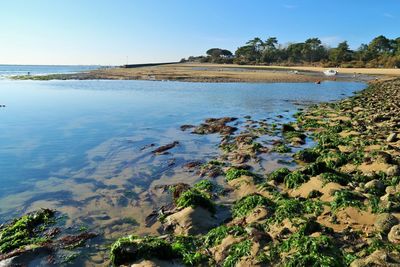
<box><xmin>1</xmin><ymin>78</ymin><xmax>400</xmax><ymax>266</ymax></box>
<box><xmin>108</xmin><ymin>79</ymin><xmax>400</xmax><ymax>266</ymax></box>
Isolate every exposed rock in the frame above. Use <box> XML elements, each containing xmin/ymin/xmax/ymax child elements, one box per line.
<box><xmin>164</xmin><ymin>207</ymin><xmax>218</xmax><ymax>235</ymax></box>
<box><xmin>350</xmin><ymin>249</ymin><xmax>400</xmax><ymax>267</ymax></box>
<box><xmin>388</xmin><ymin>225</ymin><xmax>400</xmax><ymax>244</ymax></box>
<box><xmin>210</xmin><ymin>235</ymin><xmax>244</xmax><ymax>264</ymax></box>
<box><xmin>151</xmin><ymin>141</ymin><xmax>179</xmax><ymax>154</ymax></box>
<box><xmin>183</xmin><ymin>160</ymin><xmax>202</xmax><ymax>169</ymax></box>
<box><xmin>387</xmin><ymin>165</ymin><xmax>400</xmax><ymax>176</ymax></box>
<box><xmin>192</xmin><ymin>117</ymin><xmax>237</xmax><ymax>135</ymax></box>
<box><xmin>374</xmin><ymin>213</ymin><xmax>398</xmax><ymax>233</ymax></box>
<box><xmin>375</xmin><ymin>151</ymin><xmax>393</xmax><ymax>164</ymax></box>
<box><xmin>387</xmin><ymin>132</ymin><xmax>398</xmax><ymax>142</ymax></box>
<box><xmin>386</xmin><ymin>186</ymin><xmax>396</xmax><ymax>195</ymax></box>
<box><xmin>282</xmin><ymin>124</ymin><xmax>296</xmax><ymax>132</ymax></box>
<box><xmin>365</xmin><ymin>179</ymin><xmax>385</xmax><ymax>191</ymax></box>
<box><xmin>180</xmin><ymin>124</ymin><xmax>195</xmax><ymax>131</ymax></box>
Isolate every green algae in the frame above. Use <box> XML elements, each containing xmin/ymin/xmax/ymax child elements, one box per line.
<box><xmin>223</xmin><ymin>239</ymin><xmax>252</xmax><ymax>267</ymax></box>
<box><xmin>232</xmin><ymin>194</ymin><xmax>273</xmax><ymax>218</ymax></box>
<box><xmin>0</xmin><ymin>208</ymin><xmax>55</xmax><ymax>254</ymax></box>
<box><xmin>267</xmin><ymin>167</ymin><xmax>291</xmax><ymax>183</ymax></box>
<box><xmin>267</xmin><ymin>197</ymin><xmax>323</xmax><ymax>225</ymax></box>
<box><xmin>331</xmin><ymin>190</ymin><xmax>365</xmax><ymax>211</ymax></box>
<box><xmin>110</xmin><ymin>235</ymin><xmax>177</xmax><ymax>266</ymax></box>
<box><xmin>284</xmin><ymin>171</ymin><xmax>309</xmax><ymax>189</ymax></box>
<box><xmin>272</xmin><ymin>144</ymin><xmax>292</xmax><ymax>153</ymax></box>
<box><xmin>294</xmin><ymin>148</ymin><xmax>319</xmax><ymax>163</ymax></box>
<box><xmin>171</xmin><ymin>236</ymin><xmax>207</xmax><ymax>265</ymax></box>
<box><xmin>263</xmin><ymin>222</ymin><xmax>345</xmax><ymax>267</ymax></box>
<box><xmin>225</xmin><ymin>167</ymin><xmax>257</xmax><ymax>181</ymax></box>
<box><xmin>175</xmin><ymin>188</ymin><xmax>216</xmax><ymax>213</ymax></box>
<box><xmin>203</xmin><ymin>225</ymin><xmax>246</xmax><ymax>248</ymax></box>
<box><xmin>320</xmin><ymin>172</ymin><xmax>349</xmax><ymax>186</ymax></box>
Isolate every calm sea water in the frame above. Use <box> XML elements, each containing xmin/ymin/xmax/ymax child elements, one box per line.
<box><xmin>0</xmin><ymin>64</ymin><xmax>101</xmax><ymax>78</ymax></box>
<box><xmin>0</xmin><ymin>68</ymin><xmax>366</xmax><ymax>264</ymax></box>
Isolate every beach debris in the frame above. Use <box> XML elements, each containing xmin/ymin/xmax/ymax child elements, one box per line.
<box><xmin>323</xmin><ymin>69</ymin><xmax>338</xmax><ymax>76</ymax></box>
<box><xmin>151</xmin><ymin>141</ymin><xmax>179</xmax><ymax>154</ymax></box>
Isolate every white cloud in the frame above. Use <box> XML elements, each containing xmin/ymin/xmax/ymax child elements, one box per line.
<box><xmin>283</xmin><ymin>4</ymin><xmax>297</xmax><ymax>9</ymax></box>
<box><xmin>384</xmin><ymin>13</ymin><xmax>395</xmax><ymax>18</ymax></box>
<box><xmin>320</xmin><ymin>36</ymin><xmax>343</xmax><ymax>47</ymax></box>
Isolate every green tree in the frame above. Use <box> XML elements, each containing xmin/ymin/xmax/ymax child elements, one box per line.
<box><xmin>329</xmin><ymin>41</ymin><xmax>353</xmax><ymax>64</ymax></box>
<box><xmin>235</xmin><ymin>45</ymin><xmax>258</xmax><ymax>64</ymax></box>
<box><xmin>303</xmin><ymin>38</ymin><xmax>327</xmax><ymax>62</ymax></box>
<box><xmin>286</xmin><ymin>43</ymin><xmax>305</xmax><ymax>63</ymax></box>
<box><xmin>206</xmin><ymin>48</ymin><xmax>233</xmax><ymax>63</ymax></box>
<box><xmin>368</xmin><ymin>35</ymin><xmax>392</xmax><ymax>54</ymax></box>
<box><xmin>261</xmin><ymin>37</ymin><xmax>279</xmax><ymax>63</ymax></box>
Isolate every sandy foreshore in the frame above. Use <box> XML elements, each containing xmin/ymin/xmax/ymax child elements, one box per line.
<box><xmin>12</xmin><ymin>63</ymin><xmax>400</xmax><ymax>83</ymax></box>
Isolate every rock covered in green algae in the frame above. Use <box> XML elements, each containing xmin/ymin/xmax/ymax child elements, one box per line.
<box><xmin>0</xmin><ymin>208</ymin><xmax>55</xmax><ymax>254</ymax></box>
<box><xmin>110</xmin><ymin>235</ymin><xmax>206</xmax><ymax>266</ymax></box>
<box><xmin>110</xmin><ymin>236</ymin><xmax>177</xmax><ymax>266</ymax></box>
<box><xmin>0</xmin><ymin>209</ymin><xmax>97</xmax><ymax>266</ymax></box>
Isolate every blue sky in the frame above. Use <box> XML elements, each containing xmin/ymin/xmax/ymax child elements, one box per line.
<box><xmin>0</xmin><ymin>0</ymin><xmax>399</xmax><ymax>65</ymax></box>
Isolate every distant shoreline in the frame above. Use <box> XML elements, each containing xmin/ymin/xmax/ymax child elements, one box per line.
<box><xmin>10</xmin><ymin>63</ymin><xmax>400</xmax><ymax>83</ymax></box>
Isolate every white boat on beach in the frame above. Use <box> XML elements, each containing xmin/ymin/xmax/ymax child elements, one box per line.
<box><xmin>323</xmin><ymin>69</ymin><xmax>338</xmax><ymax>76</ymax></box>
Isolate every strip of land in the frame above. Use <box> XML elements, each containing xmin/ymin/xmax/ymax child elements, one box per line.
<box><xmin>12</xmin><ymin>63</ymin><xmax>400</xmax><ymax>83</ymax></box>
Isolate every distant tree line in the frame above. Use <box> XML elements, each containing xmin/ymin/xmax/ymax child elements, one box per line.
<box><xmin>181</xmin><ymin>35</ymin><xmax>400</xmax><ymax>68</ymax></box>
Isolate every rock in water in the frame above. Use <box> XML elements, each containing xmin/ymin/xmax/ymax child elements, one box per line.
<box><xmin>151</xmin><ymin>141</ymin><xmax>179</xmax><ymax>154</ymax></box>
